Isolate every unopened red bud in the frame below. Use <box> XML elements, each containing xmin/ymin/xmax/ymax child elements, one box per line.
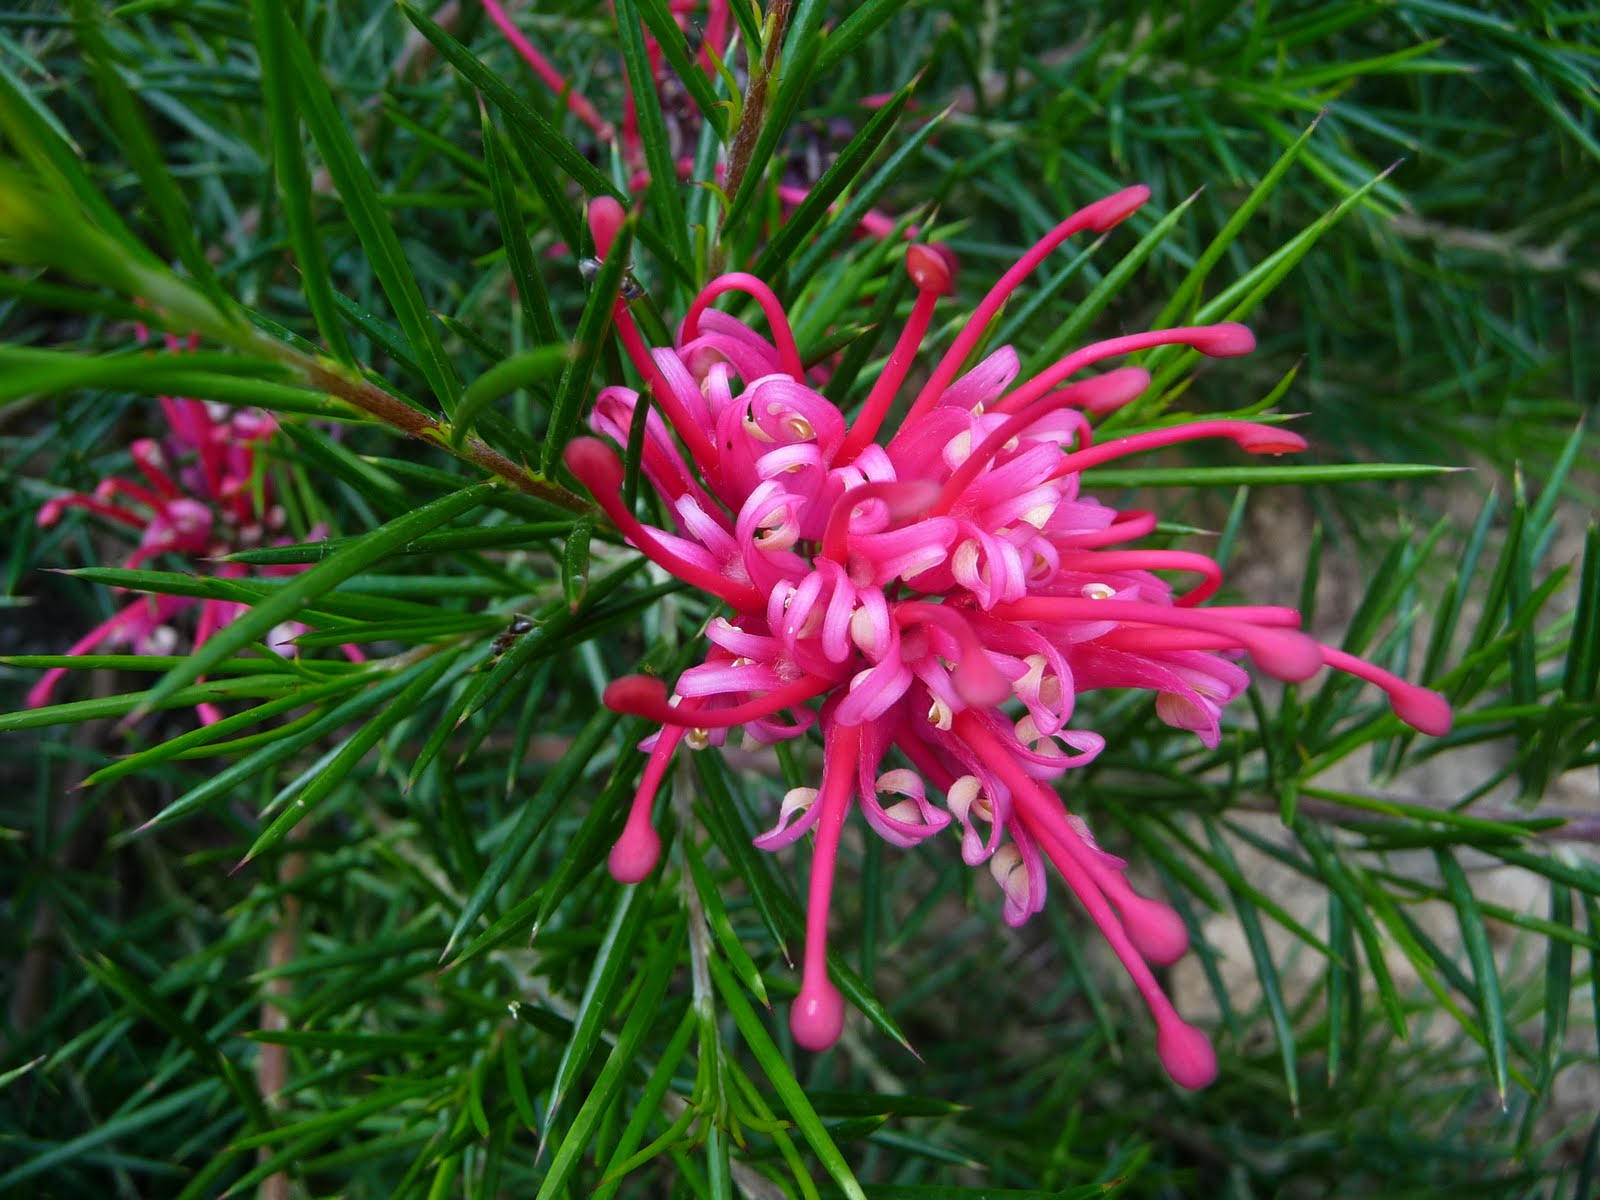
<box><xmin>603</xmin><ymin>673</ymin><xmax>670</xmax><ymax>716</ymax></box>
<box><xmin>586</xmin><ymin>196</ymin><xmax>627</xmax><ymax>259</ymax></box>
<box><xmin>906</xmin><ymin>243</ymin><xmax>956</xmax><ymax>295</ymax></box>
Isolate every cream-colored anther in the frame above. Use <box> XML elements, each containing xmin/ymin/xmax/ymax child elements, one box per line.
<box><xmin>777</xmin><ymin>786</ymin><xmax>819</xmax><ymax>822</ymax></box>
<box><xmin>988</xmin><ymin>843</ymin><xmax>1024</xmax><ymax>889</ymax></box>
<box><xmin>1021</xmin><ymin>501</ymin><xmax>1056</xmax><ymax>529</ymax></box>
<box><xmin>946</xmin><ymin>775</ymin><xmax>991</xmax><ymax>822</ymax></box>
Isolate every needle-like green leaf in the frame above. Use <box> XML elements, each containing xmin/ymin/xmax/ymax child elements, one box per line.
<box><xmin>281</xmin><ymin>14</ymin><xmax>462</xmax><ymax>412</ymax></box>
<box><xmin>1436</xmin><ymin>848</ymin><xmax>1509</xmax><ymax>1105</ymax></box>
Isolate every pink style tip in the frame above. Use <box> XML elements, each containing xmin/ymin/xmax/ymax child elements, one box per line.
<box><xmin>1393</xmin><ymin>685</ymin><xmax>1454</xmax><ymax>737</ymax></box>
<box><xmin>1236</xmin><ymin>426</ymin><xmax>1308</xmax><ymax>455</ymax></box>
<box><xmin>1192</xmin><ymin>322</ymin><xmax>1256</xmax><ymax>357</ymax></box>
<box><xmin>906</xmin><ymin>243</ymin><xmax>956</xmax><ymax>295</ymax></box>
<box><xmin>791</xmin><ymin>979</ymin><xmax>846</xmax><ymax>1051</ymax></box>
<box><xmin>1079</xmin><ymin>367</ymin><xmax>1151</xmax><ymax>415</ymax></box>
<box><xmin>1117</xmin><ymin>893</ymin><xmax>1191</xmax><ymax>966</ymax></box>
<box><xmin>1080</xmin><ymin>184</ymin><xmax>1151</xmax><ymax>233</ymax></box>
<box><xmin>1156</xmin><ymin>1019</ymin><xmax>1219</xmax><ymax>1090</ymax></box>
<box><xmin>607</xmin><ymin>823</ymin><xmax>661</xmax><ymax>884</ymax></box>
<box><xmin>952</xmin><ymin>656</ymin><xmax>1012</xmax><ymax>710</ymax></box>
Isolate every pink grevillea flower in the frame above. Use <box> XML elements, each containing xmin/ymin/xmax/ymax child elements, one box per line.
<box><xmin>31</xmin><ymin>337</ymin><xmax>362</xmax><ymax>723</ymax></box>
<box><xmin>565</xmin><ymin>191</ymin><xmax>1452</xmax><ymax>1089</ymax></box>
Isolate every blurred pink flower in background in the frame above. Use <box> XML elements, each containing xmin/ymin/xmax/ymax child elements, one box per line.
<box><xmin>30</xmin><ymin>331</ymin><xmax>362</xmax><ymax>724</ymax></box>
<box><xmin>565</xmin><ymin>190</ymin><xmax>1452</xmax><ymax>1089</ymax></box>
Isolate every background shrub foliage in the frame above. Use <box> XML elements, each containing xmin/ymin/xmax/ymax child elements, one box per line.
<box><xmin>1</xmin><ymin>1</ymin><xmax>1597</xmax><ymax>1195</ymax></box>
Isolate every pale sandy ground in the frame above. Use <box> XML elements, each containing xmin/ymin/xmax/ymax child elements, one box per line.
<box><xmin>1170</xmin><ymin>485</ymin><xmax>1600</xmax><ymax>1155</ymax></box>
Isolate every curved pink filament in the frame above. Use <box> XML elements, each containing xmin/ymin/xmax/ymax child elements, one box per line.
<box><xmin>1019</xmin><ymin>794</ymin><xmax>1187</xmax><ymax>967</ymax></box>
<box><xmin>610</xmin><ymin>721</ymin><xmax>690</xmax><ymax>883</ymax></box>
<box><xmin>1056</xmin><ymin>509</ymin><xmax>1157</xmax><ymax>549</ymax></box>
<box><xmin>896</xmin><ymin>187</ymin><xmax>1151</xmax><ymax>434</ymax></box>
<box><xmin>1198</xmin><ymin>604</ymin><xmax>1302</xmax><ymax>626</ymax></box>
<box><xmin>818</xmin><ymin>479</ymin><xmax>938</xmax><ymax>566</ymax></box>
<box><xmin>837</xmin><ymin>287</ymin><xmax>941</xmax><ymax>463</ymax></box>
<box><xmin>893</xmin><ymin>600</ymin><xmax>1010</xmax><ymax>706</ymax></box>
<box><xmin>39</xmin><ymin>494</ymin><xmax>146</xmax><ymax>530</ymax></box>
<box><xmin>837</xmin><ymin>248</ymin><xmax>954</xmax><ymax>462</ymax></box>
<box><xmin>587</xmin><ymin>197</ymin><xmax>719</xmax><ymax>471</ymax></box>
<box><xmin>1320</xmin><ymin>646</ymin><xmax>1453</xmax><ymax>736</ymax></box>
<box><xmin>681</xmin><ymin>273</ymin><xmax>806</xmax><ymax>382</ymax></box>
<box><xmin>931</xmin><ymin>368</ymin><xmax>1150</xmax><ymax>514</ymax></box>
<box><xmin>96</xmin><ymin>478</ymin><xmax>163</xmax><ymax>512</ymax></box>
<box><xmin>190</xmin><ymin>597</ymin><xmax>237</xmax><ymax>725</ymax></box>
<box><xmin>130</xmin><ymin>441</ymin><xmax>181</xmax><ymax>499</ymax></box>
<box><xmin>1095</xmin><ymin>629</ymin><xmax>1263</xmax><ymax>654</ymax></box>
<box><xmin>25</xmin><ymin>597</ymin><xmax>163</xmax><ymax>709</ymax></box>
<box><xmin>617</xmin><ymin>310</ymin><xmax>721</xmax><ymax>470</ymax></box>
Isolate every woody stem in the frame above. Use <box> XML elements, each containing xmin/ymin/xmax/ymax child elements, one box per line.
<box><xmin>721</xmin><ymin>0</ymin><xmax>794</xmax><ymax>206</ymax></box>
<box><xmin>286</xmin><ymin>349</ymin><xmax>595</xmax><ymax>516</ymax></box>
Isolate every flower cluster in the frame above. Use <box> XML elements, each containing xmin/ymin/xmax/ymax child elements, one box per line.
<box><xmin>565</xmin><ymin>190</ymin><xmax>1452</xmax><ymax>1089</ymax></box>
<box><xmin>30</xmin><ymin>333</ymin><xmax>360</xmax><ymax>723</ymax></box>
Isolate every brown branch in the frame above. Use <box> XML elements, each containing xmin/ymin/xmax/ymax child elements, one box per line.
<box><xmin>720</xmin><ymin>0</ymin><xmax>794</xmax><ymax>204</ymax></box>
<box><xmin>287</xmin><ymin>355</ymin><xmax>595</xmax><ymax>515</ymax></box>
